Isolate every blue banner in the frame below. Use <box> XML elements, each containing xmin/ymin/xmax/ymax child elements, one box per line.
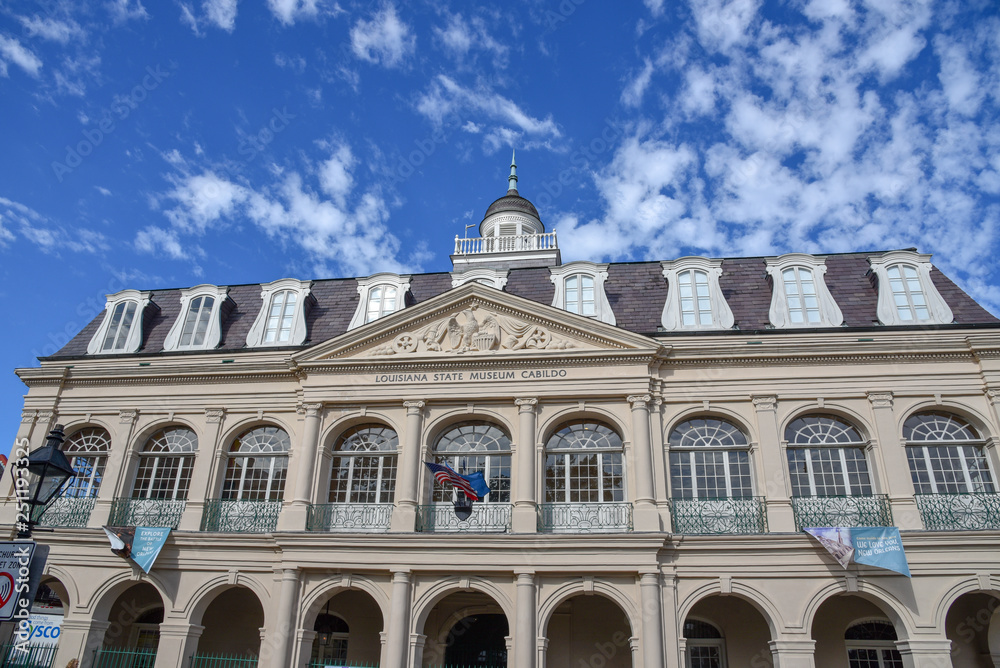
<box><xmin>130</xmin><ymin>527</ymin><xmax>171</xmax><ymax>574</ymax></box>
<box><xmin>851</xmin><ymin>527</ymin><xmax>910</xmax><ymax>577</ymax></box>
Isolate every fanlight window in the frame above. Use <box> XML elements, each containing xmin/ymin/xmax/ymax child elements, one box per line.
<box><xmin>330</xmin><ymin>425</ymin><xmax>398</xmax><ymax>504</ymax></box>
<box><xmin>904</xmin><ymin>412</ymin><xmax>995</xmax><ymax>494</ymax></box>
<box><xmin>785</xmin><ymin>415</ymin><xmax>872</xmax><ymax>497</ymax></box>
<box><xmin>132</xmin><ymin>427</ymin><xmax>198</xmax><ymax>500</ymax></box>
<box><xmin>683</xmin><ymin>619</ymin><xmax>725</xmax><ymax>668</ymax></box>
<box><xmin>62</xmin><ymin>427</ymin><xmax>111</xmax><ymax>499</ymax></box>
<box><xmin>432</xmin><ymin>423</ymin><xmax>511</xmax><ymax>503</ymax></box>
<box><xmin>565</xmin><ymin>275</ymin><xmax>596</xmax><ymax>316</ymax></box>
<box><xmin>669</xmin><ymin>418</ymin><xmax>752</xmax><ymax>499</ymax></box>
<box><xmin>179</xmin><ymin>295</ymin><xmax>215</xmax><ymax>347</ymax></box>
<box><xmin>544</xmin><ymin>422</ymin><xmax>625</xmax><ymax>503</ymax></box>
<box><xmin>845</xmin><ymin>620</ymin><xmax>902</xmax><ymax>668</ymax></box>
<box><xmin>222</xmin><ymin>426</ymin><xmax>291</xmax><ymax>502</ymax></box>
<box><xmin>264</xmin><ymin>290</ymin><xmax>297</xmax><ymax>343</ymax></box>
<box><xmin>366</xmin><ymin>286</ymin><xmax>398</xmax><ymax>323</ymax></box>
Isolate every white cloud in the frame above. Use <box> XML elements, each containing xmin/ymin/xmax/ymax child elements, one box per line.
<box><xmin>644</xmin><ymin>0</ymin><xmax>665</xmax><ymax>16</ymax></box>
<box><xmin>205</xmin><ymin>0</ymin><xmax>238</xmax><ymax>31</ymax></box>
<box><xmin>267</xmin><ymin>0</ymin><xmax>322</xmax><ymax>25</ymax></box>
<box><xmin>689</xmin><ymin>0</ymin><xmax>761</xmax><ymax>53</ymax></box>
<box><xmin>0</xmin><ymin>36</ymin><xmax>43</xmax><ymax>77</ymax></box>
<box><xmin>107</xmin><ymin>0</ymin><xmax>149</xmax><ymax>23</ymax></box>
<box><xmin>163</xmin><ymin>172</ymin><xmax>248</xmax><ymax>234</ymax></box>
<box><xmin>95</xmin><ymin>186</ymin><xmax>112</xmax><ymax>196</ymax></box>
<box><xmin>274</xmin><ymin>53</ymin><xmax>307</xmax><ymax>72</ymax></box>
<box><xmin>935</xmin><ymin>36</ymin><xmax>982</xmax><ymax>117</ymax></box>
<box><xmin>621</xmin><ymin>59</ymin><xmax>655</xmax><ymax>108</ymax></box>
<box><xmin>351</xmin><ymin>4</ymin><xmax>415</xmax><ymax>68</ymax></box>
<box><xmin>0</xmin><ymin>197</ymin><xmax>108</xmax><ymax>254</ymax></box>
<box><xmin>135</xmin><ymin>226</ymin><xmax>191</xmax><ymax>260</ymax></box>
<box><xmin>433</xmin><ymin>12</ymin><xmax>508</xmax><ymax>67</ymax></box>
<box><xmin>18</xmin><ymin>16</ymin><xmax>84</xmax><ymax>43</ymax></box>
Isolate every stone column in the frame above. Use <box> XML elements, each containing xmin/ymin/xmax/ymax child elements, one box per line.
<box><xmin>515</xmin><ymin>572</ymin><xmax>537</xmax><ymax>668</ymax></box>
<box><xmin>391</xmin><ymin>402</ymin><xmax>425</xmax><ymax>532</ymax></box>
<box><xmin>629</xmin><ymin>395</ymin><xmax>660</xmax><ymax>531</ymax></box>
<box><xmin>278</xmin><ymin>403</ymin><xmax>323</xmax><ymax>531</ymax></box>
<box><xmin>894</xmin><ymin>638</ymin><xmax>953</xmax><ymax>668</ymax></box>
<box><xmin>53</xmin><ymin>617</ymin><xmax>110</xmax><ymax>668</ymax></box>
<box><xmin>513</xmin><ymin>399</ymin><xmax>539</xmax><ymax>533</ymax></box>
<box><xmin>536</xmin><ymin>637</ymin><xmax>549</xmax><ymax>668</ymax></box>
<box><xmin>867</xmin><ymin>392</ymin><xmax>922</xmax><ymax>529</ymax></box>
<box><xmin>152</xmin><ymin>620</ymin><xmax>205</xmax><ymax>668</ymax></box>
<box><xmin>292</xmin><ymin>629</ymin><xmax>316</xmax><ymax>668</ymax></box>
<box><xmin>752</xmin><ymin>395</ymin><xmax>796</xmax><ymax>532</ymax></box>
<box><xmin>409</xmin><ymin>633</ymin><xmax>427</xmax><ymax>668</ymax></box>
<box><xmin>662</xmin><ymin>574</ymin><xmax>681</xmax><ymax>668</ymax></box>
<box><xmin>264</xmin><ymin>568</ymin><xmax>300</xmax><ymax>668</ymax></box>
<box><xmin>769</xmin><ymin>639</ymin><xmax>817</xmax><ymax>668</ymax></box>
<box><xmin>639</xmin><ymin>572</ymin><xmax>665</xmax><ymax>668</ymax></box>
<box><xmin>385</xmin><ymin>570</ymin><xmax>413</xmax><ymax>668</ymax></box>
<box><xmin>179</xmin><ymin>408</ymin><xmax>225</xmax><ymax>531</ymax></box>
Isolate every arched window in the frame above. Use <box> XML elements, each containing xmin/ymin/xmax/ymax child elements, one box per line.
<box><xmin>904</xmin><ymin>412</ymin><xmax>995</xmax><ymax>494</ymax></box>
<box><xmin>433</xmin><ymin>422</ymin><xmax>511</xmax><ymax>502</ymax></box>
<box><xmin>886</xmin><ymin>264</ymin><xmax>928</xmax><ymax>322</ymax></box>
<box><xmin>330</xmin><ymin>425</ymin><xmax>398</xmax><ymax>504</ymax></box>
<box><xmin>785</xmin><ymin>415</ymin><xmax>872</xmax><ymax>497</ymax></box>
<box><xmin>132</xmin><ymin>427</ymin><xmax>198</xmax><ymax>500</ymax></box>
<box><xmin>565</xmin><ymin>274</ymin><xmax>596</xmax><ymax>316</ymax></box>
<box><xmin>222</xmin><ymin>426</ymin><xmax>290</xmax><ymax>501</ymax></box>
<box><xmin>265</xmin><ymin>290</ymin><xmax>298</xmax><ymax>343</ymax></box>
<box><xmin>683</xmin><ymin>619</ymin><xmax>725</xmax><ymax>668</ymax></box>
<box><xmin>669</xmin><ymin>418</ymin><xmax>751</xmax><ymax>499</ymax></box>
<box><xmin>677</xmin><ymin>269</ymin><xmax>712</xmax><ymax>326</ymax></box>
<box><xmin>845</xmin><ymin>620</ymin><xmax>901</xmax><ymax>668</ymax></box>
<box><xmin>544</xmin><ymin>422</ymin><xmax>625</xmax><ymax>503</ymax></box>
<box><xmin>62</xmin><ymin>427</ymin><xmax>111</xmax><ymax>498</ymax></box>
<box><xmin>366</xmin><ymin>285</ymin><xmax>398</xmax><ymax>323</ymax></box>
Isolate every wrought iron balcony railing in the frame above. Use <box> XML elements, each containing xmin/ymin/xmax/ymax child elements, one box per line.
<box><xmin>33</xmin><ymin>497</ymin><xmax>97</xmax><ymax>528</ymax></box>
<box><xmin>109</xmin><ymin>498</ymin><xmax>186</xmax><ymax>529</ymax></box>
<box><xmin>915</xmin><ymin>492</ymin><xmax>1000</xmax><ymax>531</ymax></box>
<box><xmin>791</xmin><ymin>494</ymin><xmax>893</xmax><ymax>529</ymax></box>
<box><xmin>669</xmin><ymin>496</ymin><xmax>768</xmax><ymax>535</ymax></box>
<box><xmin>201</xmin><ymin>499</ymin><xmax>282</xmax><ymax>533</ymax></box>
<box><xmin>417</xmin><ymin>503</ymin><xmax>512</xmax><ymax>533</ymax></box>
<box><xmin>307</xmin><ymin>503</ymin><xmax>393</xmax><ymax>532</ymax></box>
<box><xmin>537</xmin><ymin>503</ymin><xmax>633</xmax><ymax>533</ymax></box>
<box><xmin>453</xmin><ymin>231</ymin><xmax>558</xmax><ymax>255</ymax></box>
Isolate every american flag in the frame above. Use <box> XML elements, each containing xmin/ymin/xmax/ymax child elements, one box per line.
<box><xmin>424</xmin><ymin>461</ymin><xmax>481</xmax><ymax>500</ymax></box>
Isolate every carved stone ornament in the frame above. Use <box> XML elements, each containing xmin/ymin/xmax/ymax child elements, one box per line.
<box><xmin>119</xmin><ymin>409</ymin><xmax>139</xmax><ymax>424</ymax></box>
<box><xmin>20</xmin><ymin>411</ymin><xmax>36</xmax><ymax>424</ymax></box>
<box><xmin>752</xmin><ymin>396</ymin><xmax>777</xmax><ymax>411</ymax></box>
<box><xmin>987</xmin><ymin>389</ymin><xmax>1000</xmax><ymax>405</ymax></box>
<box><xmin>867</xmin><ymin>392</ymin><xmax>894</xmax><ymax>408</ymax></box>
<box><xmin>628</xmin><ymin>395</ymin><xmax>651</xmax><ymax>410</ymax></box>
<box><xmin>205</xmin><ymin>408</ymin><xmax>226</xmax><ymax>423</ymax></box>
<box><xmin>367</xmin><ymin>304</ymin><xmax>576</xmax><ymax>357</ymax></box>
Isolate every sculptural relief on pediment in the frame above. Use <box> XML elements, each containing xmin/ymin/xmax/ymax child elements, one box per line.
<box><xmin>367</xmin><ymin>304</ymin><xmax>577</xmax><ymax>356</ymax></box>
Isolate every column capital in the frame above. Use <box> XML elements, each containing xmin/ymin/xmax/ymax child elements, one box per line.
<box><xmin>751</xmin><ymin>395</ymin><xmax>777</xmax><ymax>412</ymax></box>
<box><xmin>391</xmin><ymin>569</ymin><xmax>413</xmax><ymax>583</ymax></box>
<box><xmin>867</xmin><ymin>391</ymin><xmax>894</xmax><ymax>408</ymax></box>
<box><xmin>627</xmin><ymin>394</ymin><xmax>651</xmax><ymax>409</ymax></box>
<box><xmin>515</xmin><ymin>571</ymin><xmax>535</xmax><ymax>584</ymax></box>
<box><xmin>638</xmin><ymin>571</ymin><xmax>660</xmax><ymax>585</ymax></box>
<box><xmin>404</xmin><ymin>400</ymin><xmax>425</xmax><ymax>413</ymax></box>
<box><xmin>297</xmin><ymin>402</ymin><xmax>323</xmax><ymax>418</ymax></box>
<box><xmin>204</xmin><ymin>407</ymin><xmax>226</xmax><ymax>423</ymax></box>
<box><xmin>515</xmin><ymin>398</ymin><xmax>538</xmax><ymax>412</ymax></box>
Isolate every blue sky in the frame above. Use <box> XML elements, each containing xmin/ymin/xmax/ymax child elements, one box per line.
<box><xmin>2</xmin><ymin>0</ymin><xmax>999</xmax><ymax>452</ymax></box>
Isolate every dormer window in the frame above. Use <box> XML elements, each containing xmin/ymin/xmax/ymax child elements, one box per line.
<box><xmin>550</xmin><ymin>262</ymin><xmax>615</xmax><ymax>325</ymax></box>
<box><xmin>162</xmin><ymin>285</ymin><xmax>231</xmax><ymax>352</ymax></box>
<box><xmin>765</xmin><ymin>254</ymin><xmax>843</xmax><ymax>328</ymax></box>
<box><xmin>451</xmin><ymin>268</ymin><xmax>509</xmax><ymax>290</ymax></box>
<box><xmin>87</xmin><ymin>290</ymin><xmax>153</xmax><ymax>355</ymax></box>
<box><xmin>869</xmin><ymin>251</ymin><xmax>953</xmax><ymax>326</ymax></box>
<box><xmin>245</xmin><ymin>279</ymin><xmax>312</xmax><ymax>347</ymax></box>
<box><xmin>348</xmin><ymin>273</ymin><xmax>411</xmax><ymax>330</ymax></box>
<box><xmin>661</xmin><ymin>257</ymin><xmax>734</xmax><ymax>330</ymax></box>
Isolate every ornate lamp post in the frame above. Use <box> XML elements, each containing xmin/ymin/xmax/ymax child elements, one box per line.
<box><xmin>17</xmin><ymin>425</ymin><xmax>76</xmax><ymax>539</ymax></box>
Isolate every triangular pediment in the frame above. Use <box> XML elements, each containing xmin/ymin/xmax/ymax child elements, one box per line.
<box><xmin>298</xmin><ymin>283</ymin><xmax>663</xmax><ymax>362</ymax></box>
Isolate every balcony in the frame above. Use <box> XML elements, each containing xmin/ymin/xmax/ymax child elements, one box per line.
<box><xmin>417</xmin><ymin>503</ymin><xmax>511</xmax><ymax>533</ymax></box>
<box><xmin>537</xmin><ymin>503</ymin><xmax>632</xmax><ymax>533</ymax></box>
<box><xmin>110</xmin><ymin>498</ymin><xmax>186</xmax><ymax>529</ymax></box>
<box><xmin>33</xmin><ymin>497</ymin><xmax>96</xmax><ymax>528</ymax></box>
<box><xmin>307</xmin><ymin>503</ymin><xmax>393</xmax><ymax>532</ymax></box>
<box><xmin>915</xmin><ymin>492</ymin><xmax>1000</xmax><ymax>531</ymax></box>
<box><xmin>201</xmin><ymin>499</ymin><xmax>282</xmax><ymax>533</ymax></box>
<box><xmin>791</xmin><ymin>495</ymin><xmax>893</xmax><ymax>530</ymax></box>
<box><xmin>453</xmin><ymin>231</ymin><xmax>558</xmax><ymax>256</ymax></box>
<box><xmin>669</xmin><ymin>496</ymin><xmax>768</xmax><ymax>535</ymax></box>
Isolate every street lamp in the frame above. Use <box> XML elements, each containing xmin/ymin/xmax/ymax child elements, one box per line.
<box><xmin>18</xmin><ymin>425</ymin><xmax>76</xmax><ymax>539</ymax></box>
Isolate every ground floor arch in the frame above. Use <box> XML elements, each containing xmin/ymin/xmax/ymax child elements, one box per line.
<box><xmin>194</xmin><ymin>585</ymin><xmax>265</xmax><ymax>658</ymax></box>
<box><xmin>681</xmin><ymin>594</ymin><xmax>772</xmax><ymax>668</ymax></box>
<box><xmin>545</xmin><ymin>593</ymin><xmax>634</xmax><ymax>668</ymax></box>
<box><xmin>812</xmin><ymin>593</ymin><xmax>905</xmax><ymax>668</ymax></box>
<box><xmin>420</xmin><ymin>590</ymin><xmax>510</xmax><ymax>667</ymax></box>
<box><xmin>308</xmin><ymin>588</ymin><xmax>385</xmax><ymax>666</ymax></box>
<box><xmin>945</xmin><ymin>591</ymin><xmax>1000</xmax><ymax>668</ymax></box>
<box><xmin>98</xmin><ymin>581</ymin><xmax>164</xmax><ymax>657</ymax></box>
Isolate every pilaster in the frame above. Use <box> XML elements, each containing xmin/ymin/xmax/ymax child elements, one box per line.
<box><xmin>867</xmin><ymin>392</ymin><xmax>922</xmax><ymax>529</ymax></box>
<box><xmin>768</xmin><ymin>638</ymin><xmax>816</xmax><ymax>668</ymax></box>
<box><xmin>152</xmin><ymin>620</ymin><xmax>205</xmax><ymax>668</ymax></box>
<box><xmin>179</xmin><ymin>408</ymin><xmax>225</xmax><ymax>531</ymax></box>
<box><xmin>894</xmin><ymin>638</ymin><xmax>953</xmax><ymax>668</ymax></box>
<box><xmin>629</xmin><ymin>394</ymin><xmax>661</xmax><ymax>531</ymax></box>
<box><xmin>752</xmin><ymin>395</ymin><xmax>796</xmax><ymax>532</ymax></box>
<box><xmin>512</xmin><ymin>398</ymin><xmax>539</xmax><ymax>533</ymax></box>
<box><xmin>278</xmin><ymin>402</ymin><xmax>323</xmax><ymax>531</ymax></box>
<box><xmin>391</xmin><ymin>402</ymin><xmax>424</xmax><ymax>532</ymax></box>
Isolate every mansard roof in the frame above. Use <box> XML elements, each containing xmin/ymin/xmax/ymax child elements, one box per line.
<box><xmin>45</xmin><ymin>249</ymin><xmax>999</xmax><ymax>360</ymax></box>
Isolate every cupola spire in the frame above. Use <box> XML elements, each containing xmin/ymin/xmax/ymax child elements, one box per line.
<box><xmin>508</xmin><ymin>149</ymin><xmax>518</xmax><ymax>193</ymax></box>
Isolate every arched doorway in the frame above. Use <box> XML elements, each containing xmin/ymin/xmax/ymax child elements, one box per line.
<box><xmin>945</xmin><ymin>591</ymin><xmax>1000</xmax><ymax>668</ymax></box>
<box><xmin>97</xmin><ymin>582</ymin><xmax>164</xmax><ymax>665</ymax></box>
<box><xmin>683</xmin><ymin>595</ymin><xmax>771</xmax><ymax>668</ymax></box>
<box><xmin>811</xmin><ymin>593</ymin><xmax>904</xmax><ymax>668</ymax></box>
<box><xmin>308</xmin><ymin>589</ymin><xmax>384</xmax><ymax>666</ymax></box>
<box><xmin>422</xmin><ymin>591</ymin><xmax>509</xmax><ymax>667</ymax></box>
<box><xmin>546</xmin><ymin>594</ymin><xmax>632</xmax><ymax>667</ymax></box>
<box><xmin>195</xmin><ymin>586</ymin><xmax>265</xmax><ymax>659</ymax></box>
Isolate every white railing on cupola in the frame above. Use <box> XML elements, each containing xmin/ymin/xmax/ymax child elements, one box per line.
<box><xmin>454</xmin><ymin>230</ymin><xmax>558</xmax><ymax>255</ymax></box>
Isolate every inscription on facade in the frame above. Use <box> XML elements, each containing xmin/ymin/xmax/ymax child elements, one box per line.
<box><xmin>374</xmin><ymin>369</ymin><xmax>569</xmax><ymax>383</ymax></box>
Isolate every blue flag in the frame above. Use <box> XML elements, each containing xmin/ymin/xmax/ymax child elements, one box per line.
<box><xmin>461</xmin><ymin>471</ymin><xmax>492</xmax><ymax>500</ymax></box>
<box><xmin>130</xmin><ymin>527</ymin><xmax>171</xmax><ymax>574</ymax></box>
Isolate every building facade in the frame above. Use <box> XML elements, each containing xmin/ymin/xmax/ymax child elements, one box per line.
<box><xmin>4</xmin><ymin>161</ymin><xmax>1000</xmax><ymax>668</ymax></box>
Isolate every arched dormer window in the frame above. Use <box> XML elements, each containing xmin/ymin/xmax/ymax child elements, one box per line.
<box><xmin>87</xmin><ymin>290</ymin><xmax>154</xmax><ymax>354</ymax></box>
<box><xmin>162</xmin><ymin>285</ymin><xmax>231</xmax><ymax>351</ymax></box>
<box><xmin>550</xmin><ymin>262</ymin><xmax>615</xmax><ymax>325</ymax></box>
<box><xmin>765</xmin><ymin>254</ymin><xmax>843</xmax><ymax>328</ymax></box>
<box><xmin>785</xmin><ymin>415</ymin><xmax>872</xmax><ymax>497</ymax></box>
<box><xmin>868</xmin><ymin>251</ymin><xmax>953</xmax><ymax>326</ymax></box>
<box><xmin>245</xmin><ymin>278</ymin><xmax>313</xmax><ymax>347</ymax></box>
<box><xmin>222</xmin><ymin>426</ymin><xmax>291</xmax><ymax>502</ymax></box>
<box><xmin>348</xmin><ymin>273</ymin><xmax>411</xmax><ymax>330</ymax></box>
<box><xmin>661</xmin><ymin>257</ymin><xmax>734</xmax><ymax>330</ymax></box>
